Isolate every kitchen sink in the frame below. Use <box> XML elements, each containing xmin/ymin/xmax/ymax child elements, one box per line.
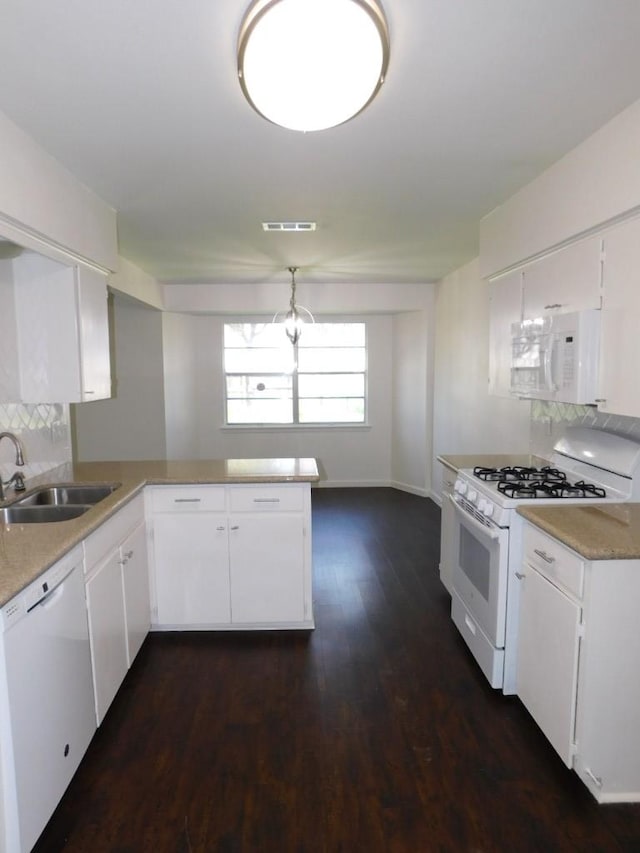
<box><xmin>0</xmin><ymin>505</ymin><xmax>90</xmax><ymax>524</ymax></box>
<box><xmin>0</xmin><ymin>482</ymin><xmax>121</xmax><ymax>524</ymax></box>
<box><xmin>13</xmin><ymin>483</ymin><xmax>120</xmax><ymax>507</ymax></box>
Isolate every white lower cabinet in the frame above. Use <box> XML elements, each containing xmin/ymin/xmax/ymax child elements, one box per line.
<box><xmin>84</xmin><ymin>494</ymin><xmax>150</xmax><ymax>724</ymax></box>
<box><xmin>85</xmin><ymin>550</ymin><xmax>128</xmax><ymax>726</ymax></box>
<box><xmin>148</xmin><ymin>483</ymin><xmax>313</xmax><ymax>630</ymax></box>
<box><xmin>517</xmin><ymin>521</ymin><xmax>640</xmax><ymax>802</ymax></box>
<box><xmin>121</xmin><ymin>522</ymin><xmax>150</xmax><ymax>666</ymax></box>
<box><xmin>229</xmin><ymin>514</ymin><xmax>305</xmax><ymax>623</ymax></box>
<box><xmin>153</xmin><ymin>512</ymin><xmax>231</xmax><ymax>625</ymax></box>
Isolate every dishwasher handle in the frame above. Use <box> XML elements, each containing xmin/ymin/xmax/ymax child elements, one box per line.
<box><xmin>26</xmin><ymin>563</ymin><xmax>76</xmax><ymax>612</ymax></box>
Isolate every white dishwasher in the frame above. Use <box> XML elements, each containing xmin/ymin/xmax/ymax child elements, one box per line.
<box><xmin>0</xmin><ymin>545</ymin><xmax>96</xmax><ymax>853</ymax></box>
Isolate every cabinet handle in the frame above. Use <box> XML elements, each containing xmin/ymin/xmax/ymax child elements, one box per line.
<box><xmin>253</xmin><ymin>498</ymin><xmax>280</xmax><ymax>503</ymax></box>
<box><xmin>515</xmin><ymin>571</ymin><xmax>526</xmax><ymax>580</ymax></box>
<box><xmin>230</xmin><ymin>525</ymin><xmax>239</xmax><ymax>530</ymax></box>
<box><xmin>124</xmin><ymin>550</ymin><xmax>134</xmax><ymax>560</ymax></box>
<box><xmin>533</xmin><ymin>548</ymin><xmax>555</xmax><ymax>564</ymax></box>
<box><xmin>216</xmin><ymin>526</ymin><xmax>226</xmax><ymax>531</ymax></box>
<box><xmin>594</xmin><ymin>398</ymin><xmax>606</xmax><ymax>403</ymax></box>
<box><xmin>543</xmin><ymin>303</ymin><xmax>562</xmax><ymax>309</ymax></box>
<box><xmin>174</xmin><ymin>498</ymin><xmax>201</xmax><ymax>503</ymax></box>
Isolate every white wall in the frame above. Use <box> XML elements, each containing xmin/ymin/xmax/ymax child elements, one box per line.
<box><xmin>0</xmin><ymin>109</ymin><xmax>117</xmax><ymax>271</ymax></box>
<box><xmin>162</xmin><ymin>312</ymin><xmax>200</xmax><ymax>460</ymax></box>
<box><xmin>72</xmin><ymin>278</ymin><xmax>434</xmax><ymax>489</ymax></box>
<box><xmin>432</xmin><ymin>258</ymin><xmax>531</xmax><ymax>498</ymax></box>
<box><xmin>73</xmin><ymin>294</ymin><xmax>167</xmax><ymax>461</ymax></box>
<box><xmin>191</xmin><ymin>314</ymin><xmax>394</xmax><ymax>486</ymax></box>
<box><xmin>391</xmin><ymin>312</ymin><xmax>429</xmax><ymax>495</ymax></box>
<box><xmin>480</xmin><ymin>97</ymin><xmax>640</xmax><ymax>277</ymax></box>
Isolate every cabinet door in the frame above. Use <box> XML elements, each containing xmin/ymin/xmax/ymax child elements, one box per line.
<box><xmin>153</xmin><ymin>513</ymin><xmax>231</xmax><ymax>625</ymax></box>
<box><xmin>121</xmin><ymin>522</ymin><xmax>150</xmax><ymax>666</ymax></box>
<box><xmin>522</xmin><ymin>236</ymin><xmax>602</xmax><ymax>318</ymax></box>
<box><xmin>85</xmin><ymin>550</ymin><xmax>129</xmax><ymax>725</ymax></box>
<box><xmin>75</xmin><ymin>264</ymin><xmax>111</xmax><ymax>400</ymax></box>
<box><xmin>229</xmin><ymin>514</ymin><xmax>305</xmax><ymax>624</ymax></box>
<box><xmin>488</xmin><ymin>269</ymin><xmax>522</xmax><ymax>397</ymax></box>
<box><xmin>13</xmin><ymin>254</ymin><xmax>82</xmax><ymax>402</ymax></box>
<box><xmin>517</xmin><ymin>566</ymin><xmax>581</xmax><ymax>767</ymax></box>
<box><xmin>598</xmin><ymin>217</ymin><xmax>640</xmax><ymax>417</ymax></box>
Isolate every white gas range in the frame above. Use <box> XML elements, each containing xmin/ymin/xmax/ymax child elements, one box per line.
<box><xmin>448</xmin><ymin>427</ymin><xmax>640</xmax><ymax>694</ymax></box>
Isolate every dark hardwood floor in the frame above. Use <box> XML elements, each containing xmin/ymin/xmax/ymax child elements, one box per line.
<box><xmin>33</xmin><ymin>488</ymin><xmax>640</xmax><ymax>852</ymax></box>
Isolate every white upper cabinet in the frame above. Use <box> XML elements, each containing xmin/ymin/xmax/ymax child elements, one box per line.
<box><xmin>597</xmin><ymin>217</ymin><xmax>640</xmax><ymax>417</ymax></box>
<box><xmin>488</xmin><ymin>269</ymin><xmax>523</xmax><ymax>397</ymax></box>
<box><xmin>521</xmin><ymin>235</ymin><xmax>603</xmax><ymax>319</ymax></box>
<box><xmin>8</xmin><ymin>252</ymin><xmax>111</xmax><ymax>403</ymax></box>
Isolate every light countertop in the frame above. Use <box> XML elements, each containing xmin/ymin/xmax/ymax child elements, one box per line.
<box><xmin>0</xmin><ymin>458</ymin><xmax>319</xmax><ymax>608</ymax></box>
<box><xmin>518</xmin><ymin>503</ymin><xmax>640</xmax><ymax>561</ymax></box>
<box><xmin>438</xmin><ymin>453</ymin><xmax>549</xmax><ymax>475</ymax></box>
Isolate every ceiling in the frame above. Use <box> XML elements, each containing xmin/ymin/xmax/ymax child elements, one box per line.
<box><xmin>1</xmin><ymin>1</ymin><xmax>640</xmax><ymax>287</ymax></box>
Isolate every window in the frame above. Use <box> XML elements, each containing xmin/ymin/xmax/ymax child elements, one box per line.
<box><xmin>224</xmin><ymin>322</ymin><xmax>366</xmax><ymax>425</ymax></box>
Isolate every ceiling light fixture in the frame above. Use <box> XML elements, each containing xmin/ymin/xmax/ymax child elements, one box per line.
<box><xmin>237</xmin><ymin>0</ymin><xmax>390</xmax><ymax>132</ymax></box>
<box><xmin>273</xmin><ymin>266</ymin><xmax>314</xmax><ymax>345</ymax></box>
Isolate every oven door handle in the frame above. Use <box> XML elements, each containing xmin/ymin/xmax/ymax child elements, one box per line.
<box><xmin>450</xmin><ymin>495</ymin><xmax>501</xmax><ymax>541</ymax></box>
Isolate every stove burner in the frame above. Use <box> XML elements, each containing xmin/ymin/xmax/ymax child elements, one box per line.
<box><xmin>497</xmin><ymin>479</ymin><xmax>606</xmax><ymax>500</ymax></box>
<box><xmin>473</xmin><ymin>465</ymin><xmax>567</xmax><ymax>483</ymax></box>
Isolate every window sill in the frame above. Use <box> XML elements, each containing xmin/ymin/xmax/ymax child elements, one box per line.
<box><xmin>221</xmin><ymin>423</ymin><xmax>371</xmax><ymax>432</ymax></box>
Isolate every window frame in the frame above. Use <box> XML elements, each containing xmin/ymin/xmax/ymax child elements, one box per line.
<box><xmin>222</xmin><ymin>319</ymin><xmax>368</xmax><ymax>428</ymax></box>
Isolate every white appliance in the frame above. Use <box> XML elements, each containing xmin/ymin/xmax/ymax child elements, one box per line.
<box><xmin>448</xmin><ymin>427</ymin><xmax>640</xmax><ymax>694</ymax></box>
<box><xmin>0</xmin><ymin>546</ymin><xmax>96</xmax><ymax>853</ymax></box>
<box><xmin>510</xmin><ymin>309</ymin><xmax>600</xmax><ymax>403</ymax></box>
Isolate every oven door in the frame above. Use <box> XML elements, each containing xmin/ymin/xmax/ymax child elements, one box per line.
<box><xmin>450</xmin><ymin>498</ymin><xmax>509</xmax><ymax>648</ymax></box>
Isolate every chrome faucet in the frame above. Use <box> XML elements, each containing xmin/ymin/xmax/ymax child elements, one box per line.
<box><xmin>0</xmin><ymin>432</ymin><xmax>26</xmax><ymax>501</ymax></box>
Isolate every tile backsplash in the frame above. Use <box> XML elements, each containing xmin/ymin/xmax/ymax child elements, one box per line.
<box><xmin>0</xmin><ymin>402</ymin><xmax>71</xmax><ymax>484</ymax></box>
<box><xmin>531</xmin><ymin>401</ymin><xmax>640</xmax><ymax>457</ymax></box>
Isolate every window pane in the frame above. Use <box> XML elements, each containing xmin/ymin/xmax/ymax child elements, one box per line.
<box><xmin>298</xmin><ymin>347</ymin><xmax>366</xmax><ymax>372</ymax></box>
<box><xmin>300</xmin><ymin>323</ymin><xmax>365</xmax><ymax>347</ymax></box>
<box><xmin>226</xmin><ymin>375</ymin><xmax>292</xmax><ymax>399</ymax></box>
<box><xmin>224</xmin><ymin>323</ymin><xmax>284</xmax><ymax>348</ymax></box>
<box><xmin>299</xmin><ymin>398</ymin><xmax>365</xmax><ymax>423</ymax></box>
<box><xmin>298</xmin><ymin>374</ymin><xmax>364</xmax><ymax>398</ymax></box>
<box><xmin>223</xmin><ymin>322</ymin><xmax>366</xmax><ymax>426</ymax></box>
<box><xmin>227</xmin><ymin>398</ymin><xmax>292</xmax><ymax>424</ymax></box>
<box><xmin>225</xmin><ymin>348</ymin><xmax>295</xmax><ymax>373</ymax></box>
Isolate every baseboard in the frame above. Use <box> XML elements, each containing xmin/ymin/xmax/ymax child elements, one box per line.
<box><xmin>389</xmin><ymin>480</ymin><xmax>430</xmax><ymax>498</ymax></box>
<box><xmin>315</xmin><ymin>479</ymin><xmax>431</xmax><ymax>499</ymax></box>
<box><xmin>314</xmin><ymin>479</ymin><xmax>392</xmax><ymax>488</ymax></box>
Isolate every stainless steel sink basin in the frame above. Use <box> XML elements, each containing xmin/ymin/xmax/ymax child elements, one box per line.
<box><xmin>12</xmin><ymin>483</ymin><xmax>120</xmax><ymax>507</ymax></box>
<box><xmin>1</xmin><ymin>482</ymin><xmax>121</xmax><ymax>523</ymax></box>
<box><xmin>0</xmin><ymin>505</ymin><xmax>90</xmax><ymax>524</ymax></box>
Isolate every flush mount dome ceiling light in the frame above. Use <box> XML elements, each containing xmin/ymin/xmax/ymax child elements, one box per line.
<box><xmin>237</xmin><ymin>0</ymin><xmax>390</xmax><ymax>132</ymax></box>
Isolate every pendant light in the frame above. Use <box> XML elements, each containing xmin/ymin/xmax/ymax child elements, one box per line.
<box><xmin>273</xmin><ymin>267</ymin><xmax>314</xmax><ymax>345</ymax></box>
<box><xmin>237</xmin><ymin>0</ymin><xmax>390</xmax><ymax>132</ymax></box>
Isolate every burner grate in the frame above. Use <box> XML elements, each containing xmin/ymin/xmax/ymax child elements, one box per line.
<box><xmin>497</xmin><ymin>479</ymin><xmax>606</xmax><ymax>500</ymax></box>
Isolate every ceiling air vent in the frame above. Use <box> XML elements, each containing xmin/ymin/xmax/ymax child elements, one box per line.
<box><xmin>262</xmin><ymin>222</ymin><xmax>317</xmax><ymax>232</ymax></box>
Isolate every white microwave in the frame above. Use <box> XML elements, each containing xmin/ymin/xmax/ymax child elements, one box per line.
<box><xmin>510</xmin><ymin>309</ymin><xmax>600</xmax><ymax>404</ymax></box>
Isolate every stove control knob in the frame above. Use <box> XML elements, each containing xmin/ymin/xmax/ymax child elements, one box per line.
<box><xmin>467</xmin><ymin>489</ymin><xmax>477</xmax><ymax>504</ymax></box>
<box><xmin>483</xmin><ymin>503</ymin><xmax>494</xmax><ymax>518</ymax></box>
<box><xmin>478</xmin><ymin>498</ymin><xmax>487</xmax><ymax>514</ymax></box>
<box><xmin>455</xmin><ymin>481</ymin><xmax>467</xmax><ymax>495</ymax></box>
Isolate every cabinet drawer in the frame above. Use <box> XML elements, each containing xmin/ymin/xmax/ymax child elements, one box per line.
<box><xmin>148</xmin><ymin>486</ymin><xmax>226</xmax><ymax>513</ymax></box>
<box><xmin>228</xmin><ymin>484</ymin><xmax>304</xmax><ymax>512</ymax></box>
<box><xmin>84</xmin><ymin>493</ymin><xmax>145</xmax><ymax>570</ymax></box>
<box><xmin>524</xmin><ymin>523</ymin><xmax>584</xmax><ymax>600</ymax></box>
